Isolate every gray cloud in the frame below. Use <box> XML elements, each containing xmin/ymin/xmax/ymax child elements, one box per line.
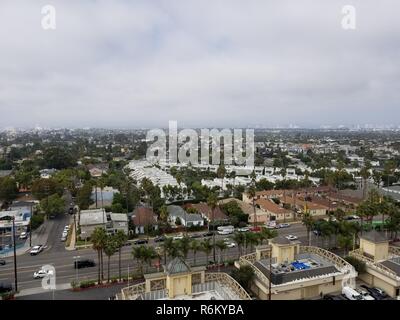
<box><xmin>0</xmin><ymin>0</ymin><xmax>399</xmax><ymax>128</ymax></box>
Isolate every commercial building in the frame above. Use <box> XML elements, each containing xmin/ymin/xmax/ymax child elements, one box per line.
<box><xmin>236</xmin><ymin>237</ymin><xmax>357</xmax><ymax>300</ymax></box>
<box><xmin>119</xmin><ymin>257</ymin><xmax>251</xmax><ymax>300</ymax></box>
<box><xmin>349</xmin><ymin>230</ymin><xmax>400</xmax><ymax>298</ymax></box>
<box><xmin>78</xmin><ymin>209</ymin><xmax>129</xmax><ymax>239</ymax></box>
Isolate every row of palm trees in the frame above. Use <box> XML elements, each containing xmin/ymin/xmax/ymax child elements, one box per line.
<box><xmin>90</xmin><ymin>227</ymin><xmax>279</xmax><ymax>281</ymax></box>
<box><xmin>91</xmin><ymin>228</ymin><xmax>127</xmax><ymax>283</ymax></box>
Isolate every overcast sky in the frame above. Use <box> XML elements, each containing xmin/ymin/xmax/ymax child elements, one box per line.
<box><xmin>0</xmin><ymin>0</ymin><xmax>399</xmax><ymax>129</ymax></box>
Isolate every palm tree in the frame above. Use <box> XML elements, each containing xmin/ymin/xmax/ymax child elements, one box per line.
<box><xmin>359</xmin><ymin>164</ymin><xmax>371</xmax><ymax>200</ymax></box>
<box><xmin>246</xmin><ymin>232</ymin><xmax>260</xmax><ymax>252</ymax></box>
<box><xmin>114</xmin><ymin>230</ymin><xmax>128</xmax><ymax>281</ymax></box>
<box><xmin>159</xmin><ymin>205</ymin><xmax>169</xmax><ymax>223</ymax></box>
<box><xmin>190</xmin><ymin>239</ymin><xmax>201</xmax><ymax>266</ymax></box>
<box><xmin>232</xmin><ymin>232</ymin><xmax>245</xmax><ymax>258</ymax></box>
<box><xmin>178</xmin><ymin>236</ymin><xmax>191</xmax><ymax>259</ymax></box>
<box><xmin>132</xmin><ymin>245</ymin><xmax>145</xmax><ymax>276</ymax></box>
<box><xmin>207</xmin><ymin>192</ymin><xmax>218</xmax><ymax>263</ymax></box>
<box><xmin>215</xmin><ymin>240</ymin><xmax>228</xmax><ymax>265</ymax></box>
<box><xmin>201</xmin><ymin>238</ymin><xmax>213</xmax><ymax>266</ymax></box>
<box><xmin>302</xmin><ymin>213</ymin><xmax>314</xmax><ymax>245</ymax></box>
<box><xmin>260</xmin><ymin>228</ymin><xmax>278</xmax><ymax>244</ymax></box>
<box><xmin>161</xmin><ymin>237</ymin><xmax>174</xmax><ymax>265</ymax></box>
<box><xmin>91</xmin><ymin>227</ymin><xmax>107</xmax><ymax>283</ymax></box>
<box><xmin>104</xmin><ymin>235</ymin><xmax>117</xmax><ymax>283</ymax></box>
<box><xmin>217</xmin><ymin>164</ymin><xmax>226</xmax><ymax>193</ymax></box>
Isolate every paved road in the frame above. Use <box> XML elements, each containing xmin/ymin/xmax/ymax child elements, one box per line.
<box><xmin>0</xmin><ymin>222</ymin><xmax>313</xmax><ymax>292</ymax></box>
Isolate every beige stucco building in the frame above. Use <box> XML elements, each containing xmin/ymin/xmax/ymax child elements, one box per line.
<box><xmin>349</xmin><ymin>230</ymin><xmax>400</xmax><ymax>298</ymax></box>
<box><xmin>236</xmin><ymin>237</ymin><xmax>357</xmax><ymax>300</ymax></box>
<box><xmin>119</xmin><ymin>257</ymin><xmax>251</xmax><ymax>300</ymax></box>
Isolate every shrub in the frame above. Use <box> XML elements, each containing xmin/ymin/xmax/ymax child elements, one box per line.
<box><xmin>344</xmin><ymin>256</ymin><xmax>367</xmax><ymax>274</ymax></box>
<box><xmin>31</xmin><ymin>213</ymin><xmax>45</xmax><ymax>230</ymax></box>
<box><xmin>79</xmin><ymin>280</ymin><xmax>97</xmax><ymax>288</ymax></box>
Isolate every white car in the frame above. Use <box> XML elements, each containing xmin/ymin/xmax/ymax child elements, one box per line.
<box><xmin>62</xmin><ymin>230</ymin><xmax>68</xmax><ymax>237</ymax></box>
<box><xmin>285</xmin><ymin>235</ymin><xmax>298</xmax><ymax>241</ymax></box>
<box><xmin>33</xmin><ymin>269</ymin><xmax>54</xmax><ymax>279</ymax></box>
<box><xmin>19</xmin><ymin>232</ymin><xmax>28</xmax><ymax>240</ymax></box>
<box><xmin>356</xmin><ymin>288</ymin><xmax>375</xmax><ymax>300</ymax></box>
<box><xmin>279</xmin><ymin>223</ymin><xmax>290</xmax><ymax>228</ymax></box>
<box><xmin>173</xmin><ymin>234</ymin><xmax>184</xmax><ymax>240</ymax></box>
<box><xmin>64</xmin><ymin>225</ymin><xmax>70</xmax><ymax>231</ymax></box>
<box><xmin>30</xmin><ymin>245</ymin><xmax>43</xmax><ymax>255</ymax></box>
<box><xmin>224</xmin><ymin>241</ymin><xmax>236</xmax><ymax>248</ymax></box>
<box><xmin>237</xmin><ymin>227</ymin><xmax>250</xmax><ymax>232</ymax></box>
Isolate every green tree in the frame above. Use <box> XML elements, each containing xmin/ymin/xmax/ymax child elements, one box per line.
<box><xmin>40</xmin><ymin>194</ymin><xmax>65</xmax><ymax>217</ymax></box>
<box><xmin>104</xmin><ymin>235</ymin><xmax>117</xmax><ymax>282</ymax></box>
<box><xmin>114</xmin><ymin>230</ymin><xmax>128</xmax><ymax>281</ymax></box>
<box><xmin>178</xmin><ymin>236</ymin><xmax>191</xmax><ymax>259</ymax></box>
<box><xmin>0</xmin><ymin>177</ymin><xmax>18</xmax><ymax>202</ymax></box>
<box><xmin>201</xmin><ymin>238</ymin><xmax>213</xmax><ymax>265</ymax></box>
<box><xmin>207</xmin><ymin>192</ymin><xmax>218</xmax><ymax>263</ymax></box>
<box><xmin>76</xmin><ymin>182</ymin><xmax>93</xmax><ymax>210</ymax></box>
<box><xmin>190</xmin><ymin>239</ymin><xmax>201</xmax><ymax>266</ymax></box>
<box><xmin>230</xmin><ymin>265</ymin><xmax>255</xmax><ymax>292</ymax></box>
<box><xmin>302</xmin><ymin>213</ymin><xmax>314</xmax><ymax>245</ymax></box>
<box><xmin>32</xmin><ymin>178</ymin><xmax>63</xmax><ymax>200</ymax></box>
<box><xmin>91</xmin><ymin>227</ymin><xmax>107</xmax><ymax>283</ymax></box>
<box><xmin>215</xmin><ymin>240</ymin><xmax>228</xmax><ymax>264</ymax></box>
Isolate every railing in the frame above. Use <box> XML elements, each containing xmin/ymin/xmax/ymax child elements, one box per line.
<box><xmin>238</xmin><ymin>252</ymin><xmax>271</xmax><ymax>289</ymax></box>
<box><xmin>205</xmin><ymin>273</ymin><xmax>251</xmax><ymax>300</ymax></box>
<box><xmin>300</xmin><ymin>246</ymin><xmax>351</xmax><ymax>271</ymax></box>
<box><xmin>120</xmin><ymin>282</ymin><xmax>145</xmax><ymax>300</ymax></box>
<box><xmin>141</xmin><ymin>289</ymin><xmax>168</xmax><ymax>300</ymax></box>
<box><xmin>389</xmin><ymin>246</ymin><xmax>400</xmax><ymax>257</ymax></box>
<box><xmin>349</xmin><ymin>249</ymin><xmax>400</xmax><ymax>280</ymax></box>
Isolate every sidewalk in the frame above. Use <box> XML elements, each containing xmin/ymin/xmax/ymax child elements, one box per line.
<box><xmin>15</xmin><ymin>283</ymin><xmax>72</xmax><ymax>297</ymax></box>
<box><xmin>66</xmin><ymin>223</ymin><xmax>76</xmax><ymax>251</ymax></box>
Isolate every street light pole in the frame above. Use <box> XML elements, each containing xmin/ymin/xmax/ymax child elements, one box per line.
<box><xmin>12</xmin><ymin>217</ymin><xmax>18</xmax><ymax>292</ymax></box>
<box><xmin>29</xmin><ymin>203</ymin><xmax>32</xmax><ymax>247</ymax></box>
<box><xmin>268</xmin><ymin>246</ymin><xmax>272</xmax><ymax>301</ymax></box>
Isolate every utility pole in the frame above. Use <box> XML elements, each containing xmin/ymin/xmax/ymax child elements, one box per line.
<box><xmin>10</xmin><ymin>217</ymin><xmax>18</xmax><ymax>292</ymax></box>
<box><xmin>268</xmin><ymin>246</ymin><xmax>272</xmax><ymax>301</ymax></box>
<box><xmin>29</xmin><ymin>203</ymin><xmax>33</xmax><ymax>247</ymax></box>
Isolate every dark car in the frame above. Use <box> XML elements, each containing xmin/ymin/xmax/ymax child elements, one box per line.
<box><xmin>360</xmin><ymin>285</ymin><xmax>387</xmax><ymax>300</ymax></box>
<box><xmin>69</xmin><ymin>207</ymin><xmax>74</xmax><ymax>214</ymax></box>
<box><xmin>0</xmin><ymin>283</ymin><xmax>12</xmax><ymax>294</ymax></box>
<box><xmin>323</xmin><ymin>294</ymin><xmax>348</xmax><ymax>300</ymax></box>
<box><xmin>154</xmin><ymin>236</ymin><xmax>166</xmax><ymax>243</ymax></box>
<box><xmin>0</xmin><ymin>260</ymin><xmax>6</xmax><ymax>266</ymax></box>
<box><xmin>74</xmin><ymin>259</ymin><xmax>96</xmax><ymax>269</ymax></box>
<box><xmin>203</xmin><ymin>232</ymin><xmax>214</xmax><ymax>238</ymax></box>
<box><xmin>134</xmin><ymin>239</ymin><xmax>148</xmax><ymax>245</ymax></box>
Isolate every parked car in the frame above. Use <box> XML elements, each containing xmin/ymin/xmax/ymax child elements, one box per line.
<box><xmin>0</xmin><ymin>283</ymin><xmax>12</xmax><ymax>294</ymax></box>
<box><xmin>0</xmin><ymin>260</ymin><xmax>6</xmax><ymax>266</ymax></box>
<box><xmin>279</xmin><ymin>223</ymin><xmax>290</xmax><ymax>228</ymax></box>
<box><xmin>19</xmin><ymin>232</ymin><xmax>28</xmax><ymax>240</ymax></box>
<box><xmin>61</xmin><ymin>235</ymin><xmax>67</xmax><ymax>242</ymax></box>
<box><xmin>30</xmin><ymin>245</ymin><xmax>43</xmax><ymax>255</ymax></box>
<box><xmin>356</xmin><ymin>288</ymin><xmax>375</xmax><ymax>300</ymax></box>
<box><xmin>173</xmin><ymin>235</ymin><xmax>184</xmax><ymax>240</ymax></box>
<box><xmin>189</xmin><ymin>233</ymin><xmax>202</xmax><ymax>239</ymax></box>
<box><xmin>133</xmin><ymin>239</ymin><xmax>148</xmax><ymax>245</ymax></box>
<box><xmin>203</xmin><ymin>232</ymin><xmax>214</xmax><ymax>237</ymax></box>
<box><xmin>224</xmin><ymin>241</ymin><xmax>236</xmax><ymax>248</ymax></box>
<box><xmin>64</xmin><ymin>225</ymin><xmax>70</xmax><ymax>231</ymax></box>
<box><xmin>33</xmin><ymin>269</ymin><xmax>54</xmax><ymax>279</ymax></box>
<box><xmin>313</xmin><ymin>230</ymin><xmax>322</xmax><ymax>236</ymax></box>
<box><xmin>360</xmin><ymin>285</ymin><xmax>388</xmax><ymax>299</ymax></box>
<box><xmin>285</xmin><ymin>235</ymin><xmax>298</xmax><ymax>241</ymax></box>
<box><xmin>237</xmin><ymin>227</ymin><xmax>250</xmax><ymax>232</ymax></box>
<box><xmin>154</xmin><ymin>235</ymin><xmax>166</xmax><ymax>243</ymax></box>
<box><xmin>74</xmin><ymin>259</ymin><xmax>96</xmax><ymax>269</ymax></box>
<box><xmin>342</xmin><ymin>286</ymin><xmax>363</xmax><ymax>300</ymax></box>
